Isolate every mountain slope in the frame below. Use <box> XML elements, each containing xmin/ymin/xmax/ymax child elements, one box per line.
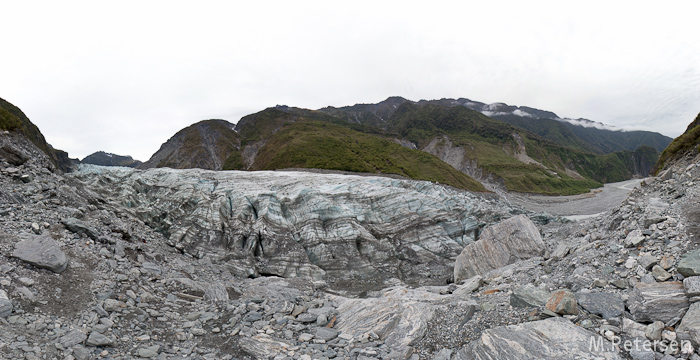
<box><xmin>381</xmin><ymin>102</ymin><xmax>655</xmax><ymax>194</ymax></box>
<box><xmin>251</xmin><ymin>119</ymin><xmax>486</xmax><ymax>191</ymax></box>
<box><xmin>141</xmin><ymin>109</ymin><xmax>486</xmax><ymax>192</ymax></box>
<box><xmin>322</xmin><ymin>97</ymin><xmax>672</xmax><ymax>155</ymax></box>
<box><xmin>82</xmin><ymin>151</ymin><xmax>142</xmax><ymax>168</ymax></box>
<box><xmin>139</xmin><ymin>119</ymin><xmax>243</xmax><ymax>170</ymax></box>
<box><xmin>143</xmin><ymin>97</ymin><xmax>667</xmax><ymax>195</ymax></box>
<box><xmin>432</xmin><ymin>98</ymin><xmax>673</xmax><ymax>154</ymax></box>
<box><xmin>652</xmin><ymin>112</ymin><xmax>700</xmax><ymax>174</ymax></box>
<box><xmin>0</xmin><ymin>97</ymin><xmax>75</xmax><ymax>172</ymax></box>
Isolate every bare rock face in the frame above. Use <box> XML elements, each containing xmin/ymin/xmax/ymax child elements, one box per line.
<box><xmin>455</xmin><ymin>317</ymin><xmax>622</xmax><ymax>360</ymax></box>
<box><xmin>627</xmin><ymin>282</ymin><xmax>689</xmax><ymax>325</ymax></box>
<box><xmin>73</xmin><ymin>166</ymin><xmax>507</xmax><ymax>286</ymax></box>
<box><xmin>454</xmin><ymin>214</ymin><xmax>545</xmax><ymax>282</ymax></box>
<box><xmin>12</xmin><ymin>233</ymin><xmax>68</xmax><ymax>273</ymax></box>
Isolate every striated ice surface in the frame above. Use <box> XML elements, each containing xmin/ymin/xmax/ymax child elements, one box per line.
<box><xmin>74</xmin><ymin>166</ymin><xmax>515</xmax><ymax>286</ymax></box>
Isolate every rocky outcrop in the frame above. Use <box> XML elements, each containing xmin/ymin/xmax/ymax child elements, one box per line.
<box><xmin>73</xmin><ymin>166</ymin><xmax>507</xmax><ymax>286</ymax></box>
<box><xmin>11</xmin><ymin>233</ymin><xmax>68</xmax><ymax>273</ymax></box>
<box><xmin>454</xmin><ymin>214</ymin><xmax>545</xmax><ymax>282</ymax></box>
<box><xmin>455</xmin><ymin>317</ymin><xmax>622</xmax><ymax>359</ymax></box>
<box><xmin>423</xmin><ymin>135</ymin><xmax>495</xmax><ymax>184</ymax></box>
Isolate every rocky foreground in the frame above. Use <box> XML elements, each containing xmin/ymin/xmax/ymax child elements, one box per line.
<box><xmin>3</xmin><ymin>129</ymin><xmax>700</xmax><ymax>359</ymax></box>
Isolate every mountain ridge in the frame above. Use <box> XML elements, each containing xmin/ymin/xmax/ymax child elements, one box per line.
<box><xmin>0</xmin><ymin>97</ymin><xmax>76</xmax><ymax>172</ymax></box>
<box><xmin>140</xmin><ymin>97</ymin><xmax>665</xmax><ymax>195</ymax></box>
<box><xmin>81</xmin><ymin>151</ymin><xmax>142</xmax><ymax>168</ymax></box>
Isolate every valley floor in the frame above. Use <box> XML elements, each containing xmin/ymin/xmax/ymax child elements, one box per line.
<box><xmin>506</xmin><ymin>178</ymin><xmax>646</xmax><ymax>218</ymax></box>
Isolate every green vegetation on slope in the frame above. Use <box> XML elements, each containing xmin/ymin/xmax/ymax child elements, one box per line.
<box><xmin>0</xmin><ymin>106</ymin><xmax>22</xmax><ymax>131</ymax></box>
<box><xmin>493</xmin><ymin>115</ymin><xmax>600</xmax><ymax>153</ymax></box>
<box><xmin>143</xmin><ymin>99</ymin><xmax>663</xmax><ymax>196</ymax></box>
<box><xmin>491</xmin><ymin>114</ymin><xmax>672</xmax><ymax>154</ymax></box>
<box><xmin>0</xmin><ymin>97</ymin><xmax>74</xmax><ymax>172</ymax></box>
<box><xmin>653</xmin><ymin>112</ymin><xmax>700</xmax><ymax>174</ymax></box>
<box><xmin>380</xmin><ymin>103</ymin><xmax>657</xmax><ymax>195</ymax></box>
<box><xmin>251</xmin><ymin>120</ymin><xmax>487</xmax><ymax>192</ymax></box>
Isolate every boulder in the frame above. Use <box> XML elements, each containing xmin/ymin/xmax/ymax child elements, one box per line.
<box><xmin>684</xmin><ymin>276</ymin><xmax>700</xmax><ymax>302</ymax></box>
<box><xmin>638</xmin><ymin>255</ymin><xmax>658</xmax><ymax>270</ymax></box>
<box><xmin>510</xmin><ymin>284</ymin><xmax>551</xmax><ymax>308</ymax></box>
<box><xmin>86</xmin><ymin>331</ymin><xmax>114</xmax><ymax>346</ymax></box>
<box><xmin>238</xmin><ymin>334</ymin><xmax>294</xmax><ymax>359</ymax></box>
<box><xmin>622</xmin><ymin>318</ymin><xmax>647</xmax><ymax>339</ymax></box>
<box><xmin>454</xmin><ymin>317</ymin><xmax>622</xmax><ymax>359</ymax></box>
<box><xmin>546</xmin><ymin>289</ymin><xmax>579</xmax><ymax>315</ymax></box>
<box><xmin>12</xmin><ymin>233</ymin><xmax>68</xmax><ymax>273</ymax></box>
<box><xmin>454</xmin><ymin>215</ymin><xmax>545</xmax><ymax>282</ymax></box>
<box><xmin>0</xmin><ymin>289</ymin><xmax>12</xmax><ymax>317</ymax></box>
<box><xmin>575</xmin><ymin>292</ymin><xmax>624</xmax><ymax>319</ymax></box>
<box><xmin>203</xmin><ymin>282</ymin><xmax>229</xmax><ymax>303</ymax></box>
<box><xmin>678</xmin><ymin>249</ymin><xmax>700</xmax><ymax>277</ymax></box>
<box><xmin>627</xmin><ymin>282</ymin><xmax>689</xmax><ymax>325</ymax></box>
<box><xmin>651</xmin><ymin>265</ymin><xmax>672</xmax><ymax>282</ymax></box>
<box><xmin>137</xmin><ymin>345</ymin><xmax>160</xmax><ymax>358</ymax></box>
<box><xmin>677</xmin><ymin>302</ymin><xmax>700</xmax><ymax>347</ymax></box>
<box><xmin>61</xmin><ymin>217</ymin><xmax>101</xmax><ymax>240</ymax></box>
<box><xmin>59</xmin><ymin>330</ymin><xmax>87</xmax><ymax>347</ymax></box>
<box><xmin>645</xmin><ymin>321</ymin><xmax>664</xmax><ymax>341</ymax></box>
<box><xmin>625</xmin><ymin>229</ymin><xmax>646</xmax><ymax>248</ymax></box>
<box><xmin>314</xmin><ymin>327</ymin><xmax>338</xmax><ymax>341</ymax></box>
<box><xmin>333</xmin><ymin>286</ymin><xmax>475</xmax><ymax>357</ymax></box>
<box><xmin>452</xmin><ymin>275</ymin><xmax>482</xmax><ymax>296</ymax></box>
<box><xmin>643</xmin><ymin>216</ymin><xmax>666</xmax><ymax>229</ymax></box>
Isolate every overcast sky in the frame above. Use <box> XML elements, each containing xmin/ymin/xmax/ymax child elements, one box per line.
<box><xmin>2</xmin><ymin>1</ymin><xmax>699</xmax><ymax>161</ymax></box>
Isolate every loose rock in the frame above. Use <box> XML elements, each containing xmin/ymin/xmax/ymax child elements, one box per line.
<box><xmin>11</xmin><ymin>233</ymin><xmax>68</xmax><ymax>273</ymax></box>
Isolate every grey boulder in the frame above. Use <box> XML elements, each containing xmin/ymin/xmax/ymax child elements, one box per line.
<box><xmin>86</xmin><ymin>331</ymin><xmax>114</xmax><ymax>346</ymax></box>
<box><xmin>452</xmin><ymin>275</ymin><xmax>483</xmax><ymax>296</ymax></box>
<box><xmin>12</xmin><ymin>233</ymin><xmax>68</xmax><ymax>273</ymax></box>
<box><xmin>455</xmin><ymin>317</ymin><xmax>622</xmax><ymax>359</ymax></box>
<box><xmin>575</xmin><ymin>292</ymin><xmax>625</xmax><ymax>319</ymax></box>
<box><xmin>684</xmin><ymin>276</ymin><xmax>700</xmax><ymax>302</ymax></box>
<box><xmin>0</xmin><ymin>289</ymin><xmax>12</xmax><ymax>317</ymax></box>
<box><xmin>678</xmin><ymin>249</ymin><xmax>700</xmax><ymax>277</ymax></box>
<box><xmin>510</xmin><ymin>284</ymin><xmax>551</xmax><ymax>308</ymax></box>
<box><xmin>59</xmin><ymin>330</ymin><xmax>87</xmax><ymax>347</ymax></box>
<box><xmin>627</xmin><ymin>282</ymin><xmax>689</xmax><ymax>325</ymax></box>
<box><xmin>454</xmin><ymin>214</ymin><xmax>545</xmax><ymax>282</ymax></box>
<box><xmin>61</xmin><ymin>217</ymin><xmax>101</xmax><ymax>240</ymax></box>
<box><xmin>676</xmin><ymin>302</ymin><xmax>700</xmax><ymax>347</ymax></box>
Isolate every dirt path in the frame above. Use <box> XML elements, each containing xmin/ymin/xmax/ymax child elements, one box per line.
<box><xmin>506</xmin><ymin>178</ymin><xmax>645</xmax><ymax>219</ymax></box>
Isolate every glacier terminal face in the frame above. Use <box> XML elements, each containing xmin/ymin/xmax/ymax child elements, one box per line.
<box><xmin>74</xmin><ymin>166</ymin><xmax>514</xmax><ymax>288</ymax></box>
